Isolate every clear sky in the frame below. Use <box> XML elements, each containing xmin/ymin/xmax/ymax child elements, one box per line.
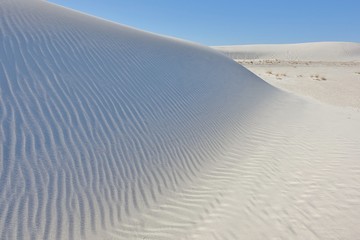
<box><xmin>49</xmin><ymin>0</ymin><xmax>360</xmax><ymax>46</ymax></box>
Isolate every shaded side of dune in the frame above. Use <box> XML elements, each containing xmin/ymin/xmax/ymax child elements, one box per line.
<box><xmin>0</xmin><ymin>1</ymin><xmax>278</xmax><ymax>239</ymax></box>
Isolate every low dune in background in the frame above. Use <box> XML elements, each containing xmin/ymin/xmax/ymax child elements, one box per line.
<box><xmin>1</xmin><ymin>1</ymin><xmax>360</xmax><ymax>239</ymax></box>
<box><xmin>213</xmin><ymin>42</ymin><xmax>360</xmax><ymax>61</ymax></box>
<box><xmin>214</xmin><ymin>43</ymin><xmax>360</xmax><ymax>109</ymax></box>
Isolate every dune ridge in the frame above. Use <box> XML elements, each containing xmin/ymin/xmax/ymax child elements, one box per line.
<box><xmin>1</xmin><ymin>0</ymin><xmax>360</xmax><ymax>239</ymax></box>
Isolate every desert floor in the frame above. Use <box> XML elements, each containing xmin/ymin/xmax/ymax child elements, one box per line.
<box><xmin>238</xmin><ymin>59</ymin><xmax>360</xmax><ymax>110</ymax></box>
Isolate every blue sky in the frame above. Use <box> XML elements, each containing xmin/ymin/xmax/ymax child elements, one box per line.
<box><xmin>49</xmin><ymin>0</ymin><xmax>360</xmax><ymax>46</ymax></box>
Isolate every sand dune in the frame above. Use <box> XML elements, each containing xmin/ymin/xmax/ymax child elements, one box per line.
<box><xmin>1</xmin><ymin>1</ymin><xmax>360</xmax><ymax>239</ymax></box>
<box><xmin>213</xmin><ymin>42</ymin><xmax>360</xmax><ymax>62</ymax></box>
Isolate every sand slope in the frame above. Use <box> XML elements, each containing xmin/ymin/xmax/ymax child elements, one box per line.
<box><xmin>1</xmin><ymin>1</ymin><xmax>360</xmax><ymax>239</ymax></box>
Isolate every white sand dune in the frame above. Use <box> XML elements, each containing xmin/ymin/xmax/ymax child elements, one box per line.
<box><xmin>1</xmin><ymin>1</ymin><xmax>360</xmax><ymax>240</ymax></box>
<box><xmin>213</xmin><ymin>42</ymin><xmax>360</xmax><ymax>62</ymax></box>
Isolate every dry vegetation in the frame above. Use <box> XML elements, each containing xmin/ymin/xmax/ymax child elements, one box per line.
<box><xmin>311</xmin><ymin>74</ymin><xmax>327</xmax><ymax>81</ymax></box>
<box><xmin>264</xmin><ymin>71</ymin><xmax>327</xmax><ymax>81</ymax></box>
<box><xmin>266</xmin><ymin>70</ymin><xmax>287</xmax><ymax>80</ymax></box>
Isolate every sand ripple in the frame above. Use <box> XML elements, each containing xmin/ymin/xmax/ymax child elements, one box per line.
<box><xmin>1</xmin><ymin>1</ymin><xmax>360</xmax><ymax>239</ymax></box>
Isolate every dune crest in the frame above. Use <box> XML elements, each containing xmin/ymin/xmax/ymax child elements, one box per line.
<box><xmin>1</xmin><ymin>1</ymin><xmax>360</xmax><ymax>239</ymax></box>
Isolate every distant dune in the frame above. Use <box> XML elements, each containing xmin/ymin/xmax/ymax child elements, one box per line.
<box><xmin>1</xmin><ymin>1</ymin><xmax>360</xmax><ymax>240</ymax></box>
<box><xmin>213</xmin><ymin>42</ymin><xmax>360</xmax><ymax>62</ymax></box>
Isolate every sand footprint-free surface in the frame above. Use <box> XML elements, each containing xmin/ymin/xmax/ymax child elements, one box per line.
<box><xmin>1</xmin><ymin>1</ymin><xmax>360</xmax><ymax>239</ymax></box>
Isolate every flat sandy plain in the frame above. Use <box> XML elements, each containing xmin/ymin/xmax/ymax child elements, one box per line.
<box><xmin>214</xmin><ymin>42</ymin><xmax>360</xmax><ymax>109</ymax></box>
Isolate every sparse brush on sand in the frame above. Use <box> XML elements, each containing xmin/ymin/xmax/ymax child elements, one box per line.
<box><xmin>214</xmin><ymin>43</ymin><xmax>360</xmax><ymax>109</ymax></box>
<box><xmin>1</xmin><ymin>1</ymin><xmax>360</xmax><ymax>240</ymax></box>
